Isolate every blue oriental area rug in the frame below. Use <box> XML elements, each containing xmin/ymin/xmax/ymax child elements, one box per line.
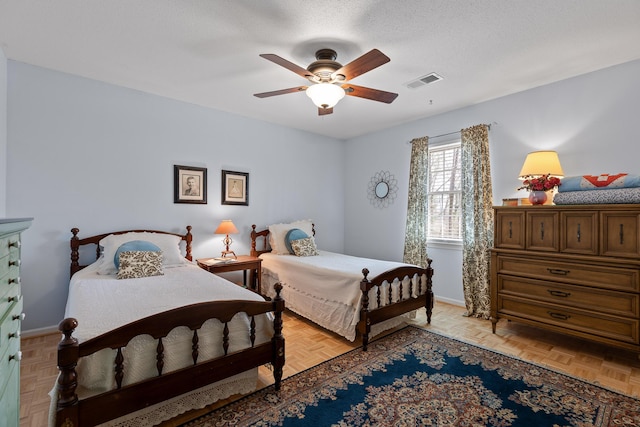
<box><xmin>182</xmin><ymin>326</ymin><xmax>640</xmax><ymax>426</ymax></box>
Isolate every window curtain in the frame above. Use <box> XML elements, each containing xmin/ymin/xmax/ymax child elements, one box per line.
<box><xmin>461</xmin><ymin>124</ymin><xmax>493</xmax><ymax>318</ymax></box>
<box><xmin>403</xmin><ymin>136</ymin><xmax>429</xmax><ymax>267</ymax></box>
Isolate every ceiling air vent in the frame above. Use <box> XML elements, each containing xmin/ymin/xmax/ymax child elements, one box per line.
<box><xmin>404</xmin><ymin>72</ymin><xmax>443</xmax><ymax>89</ymax></box>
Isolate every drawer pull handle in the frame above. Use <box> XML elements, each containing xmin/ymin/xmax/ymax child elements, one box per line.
<box><xmin>8</xmin><ymin>240</ymin><xmax>21</xmax><ymax>249</ymax></box>
<box><xmin>576</xmin><ymin>223</ymin><xmax>581</xmax><ymax>243</ymax></box>
<box><xmin>547</xmin><ymin>268</ymin><xmax>569</xmax><ymax>275</ymax></box>
<box><xmin>540</xmin><ymin>222</ymin><xmax>544</xmax><ymax>240</ymax></box>
<box><xmin>548</xmin><ymin>311</ymin><xmax>571</xmax><ymax>321</ymax></box>
<box><xmin>9</xmin><ymin>330</ymin><xmax>20</xmax><ymax>339</ymax></box>
<box><xmin>620</xmin><ymin>224</ymin><xmax>624</xmax><ymax>245</ymax></box>
<box><xmin>508</xmin><ymin>221</ymin><xmax>512</xmax><ymax>239</ymax></box>
<box><xmin>9</xmin><ymin>259</ymin><xmax>20</xmax><ymax>267</ymax></box>
<box><xmin>8</xmin><ymin>276</ymin><xmax>20</xmax><ymax>285</ymax></box>
<box><xmin>12</xmin><ymin>312</ymin><xmax>25</xmax><ymax>321</ymax></box>
<box><xmin>9</xmin><ymin>351</ymin><xmax>22</xmax><ymax>362</ymax></box>
<box><xmin>7</xmin><ymin>295</ymin><xmax>20</xmax><ymax>303</ymax></box>
<box><xmin>548</xmin><ymin>290</ymin><xmax>571</xmax><ymax>297</ymax></box>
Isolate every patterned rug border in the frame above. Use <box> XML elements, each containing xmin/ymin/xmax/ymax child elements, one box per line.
<box><xmin>409</xmin><ymin>325</ymin><xmax>640</xmax><ymax>399</ymax></box>
<box><xmin>182</xmin><ymin>325</ymin><xmax>640</xmax><ymax>426</ymax></box>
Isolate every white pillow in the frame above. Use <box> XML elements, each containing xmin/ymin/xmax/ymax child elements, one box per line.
<box><xmin>268</xmin><ymin>220</ymin><xmax>314</xmax><ymax>255</ymax></box>
<box><xmin>97</xmin><ymin>231</ymin><xmax>188</xmax><ymax>274</ymax></box>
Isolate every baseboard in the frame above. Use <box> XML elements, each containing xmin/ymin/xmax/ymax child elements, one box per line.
<box><xmin>22</xmin><ymin>325</ymin><xmax>59</xmax><ymax>338</ymax></box>
<box><xmin>434</xmin><ymin>295</ymin><xmax>465</xmax><ymax>307</ymax></box>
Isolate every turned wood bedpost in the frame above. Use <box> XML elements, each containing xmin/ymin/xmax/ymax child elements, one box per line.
<box><xmin>425</xmin><ymin>258</ymin><xmax>434</xmax><ymax>323</ymax></box>
<box><xmin>250</xmin><ymin>224</ymin><xmax>258</xmax><ymax>257</ymax></box>
<box><xmin>185</xmin><ymin>225</ymin><xmax>193</xmax><ymax>261</ymax></box>
<box><xmin>70</xmin><ymin>228</ymin><xmax>80</xmax><ymax>278</ymax></box>
<box><xmin>272</xmin><ymin>283</ymin><xmax>285</xmax><ymax>390</ymax></box>
<box><xmin>360</xmin><ymin>268</ymin><xmax>372</xmax><ymax>351</ymax></box>
<box><xmin>56</xmin><ymin>318</ymin><xmax>80</xmax><ymax>427</ymax></box>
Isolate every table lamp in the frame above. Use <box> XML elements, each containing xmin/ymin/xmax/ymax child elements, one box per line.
<box><xmin>215</xmin><ymin>219</ymin><xmax>239</xmax><ymax>258</ymax></box>
<box><xmin>518</xmin><ymin>150</ymin><xmax>564</xmax><ymax>178</ymax></box>
<box><xmin>518</xmin><ymin>150</ymin><xmax>564</xmax><ymax>205</ymax></box>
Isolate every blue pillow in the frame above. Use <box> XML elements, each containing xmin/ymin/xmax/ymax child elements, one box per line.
<box><xmin>284</xmin><ymin>228</ymin><xmax>309</xmax><ymax>254</ymax></box>
<box><xmin>114</xmin><ymin>240</ymin><xmax>161</xmax><ymax>269</ymax></box>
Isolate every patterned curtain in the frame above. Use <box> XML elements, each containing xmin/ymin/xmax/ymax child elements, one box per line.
<box><xmin>403</xmin><ymin>136</ymin><xmax>429</xmax><ymax>267</ymax></box>
<box><xmin>461</xmin><ymin>124</ymin><xmax>493</xmax><ymax>318</ymax></box>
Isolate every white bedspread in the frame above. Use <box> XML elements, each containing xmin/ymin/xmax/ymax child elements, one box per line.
<box><xmin>50</xmin><ymin>261</ymin><xmax>273</xmax><ymax>427</ymax></box>
<box><xmin>260</xmin><ymin>251</ymin><xmax>418</xmax><ymax>341</ymax></box>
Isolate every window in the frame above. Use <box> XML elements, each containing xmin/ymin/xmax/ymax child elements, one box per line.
<box><xmin>428</xmin><ymin>141</ymin><xmax>462</xmax><ymax>242</ymax></box>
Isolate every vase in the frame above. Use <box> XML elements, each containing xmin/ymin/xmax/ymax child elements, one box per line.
<box><xmin>529</xmin><ymin>191</ymin><xmax>547</xmax><ymax>205</ymax></box>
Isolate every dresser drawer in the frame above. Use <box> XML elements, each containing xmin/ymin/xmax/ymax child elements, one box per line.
<box><xmin>0</xmin><ymin>298</ymin><xmax>22</xmax><ymax>391</ymax></box>
<box><xmin>0</xmin><ymin>234</ymin><xmax>20</xmax><ymax>260</ymax></box>
<box><xmin>560</xmin><ymin>211</ymin><xmax>598</xmax><ymax>255</ymax></box>
<box><xmin>0</xmin><ymin>275</ymin><xmax>21</xmax><ymax>323</ymax></box>
<box><xmin>497</xmin><ymin>275</ymin><xmax>639</xmax><ymax>317</ymax></box>
<box><xmin>526</xmin><ymin>211</ymin><xmax>559</xmax><ymax>252</ymax></box>
<box><xmin>498</xmin><ymin>296</ymin><xmax>639</xmax><ymax>344</ymax></box>
<box><xmin>495</xmin><ymin>211</ymin><xmax>525</xmax><ymax>249</ymax></box>
<box><xmin>601</xmin><ymin>211</ymin><xmax>640</xmax><ymax>258</ymax></box>
<box><xmin>496</xmin><ymin>255</ymin><xmax>639</xmax><ymax>292</ymax></box>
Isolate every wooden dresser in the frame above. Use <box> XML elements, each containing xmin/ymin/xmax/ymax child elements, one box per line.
<box><xmin>0</xmin><ymin>218</ymin><xmax>32</xmax><ymax>427</ymax></box>
<box><xmin>490</xmin><ymin>204</ymin><xmax>640</xmax><ymax>355</ymax></box>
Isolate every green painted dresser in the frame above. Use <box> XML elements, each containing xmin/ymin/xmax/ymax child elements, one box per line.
<box><xmin>0</xmin><ymin>218</ymin><xmax>32</xmax><ymax>427</ymax></box>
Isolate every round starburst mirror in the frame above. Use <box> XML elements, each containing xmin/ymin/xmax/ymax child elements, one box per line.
<box><xmin>368</xmin><ymin>170</ymin><xmax>398</xmax><ymax>209</ymax></box>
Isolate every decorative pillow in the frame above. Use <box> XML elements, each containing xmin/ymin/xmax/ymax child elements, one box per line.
<box><xmin>117</xmin><ymin>251</ymin><xmax>164</xmax><ymax>279</ymax></box>
<box><xmin>284</xmin><ymin>228</ymin><xmax>309</xmax><ymax>254</ymax></box>
<box><xmin>268</xmin><ymin>220</ymin><xmax>314</xmax><ymax>255</ymax></box>
<box><xmin>291</xmin><ymin>236</ymin><xmax>319</xmax><ymax>257</ymax></box>
<box><xmin>114</xmin><ymin>240</ymin><xmax>161</xmax><ymax>269</ymax></box>
<box><xmin>97</xmin><ymin>231</ymin><xmax>187</xmax><ymax>274</ymax></box>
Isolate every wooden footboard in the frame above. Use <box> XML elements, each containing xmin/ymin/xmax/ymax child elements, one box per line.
<box><xmin>55</xmin><ymin>284</ymin><xmax>285</xmax><ymax>427</ymax></box>
<box><xmin>359</xmin><ymin>260</ymin><xmax>434</xmax><ymax>350</ymax></box>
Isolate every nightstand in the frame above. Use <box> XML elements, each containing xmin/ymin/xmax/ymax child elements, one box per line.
<box><xmin>197</xmin><ymin>255</ymin><xmax>262</xmax><ymax>295</ymax></box>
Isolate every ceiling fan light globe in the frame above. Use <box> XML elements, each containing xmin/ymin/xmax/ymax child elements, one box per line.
<box><xmin>306</xmin><ymin>83</ymin><xmax>345</xmax><ymax>109</ymax></box>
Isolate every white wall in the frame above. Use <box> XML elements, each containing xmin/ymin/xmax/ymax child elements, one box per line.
<box><xmin>0</xmin><ymin>47</ymin><xmax>7</xmax><ymax>216</ymax></box>
<box><xmin>7</xmin><ymin>62</ymin><xmax>345</xmax><ymax>331</ymax></box>
<box><xmin>345</xmin><ymin>59</ymin><xmax>640</xmax><ymax>306</ymax></box>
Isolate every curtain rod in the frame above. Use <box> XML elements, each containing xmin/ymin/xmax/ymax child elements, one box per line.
<box><xmin>410</xmin><ymin>123</ymin><xmax>493</xmax><ymax>142</ymax></box>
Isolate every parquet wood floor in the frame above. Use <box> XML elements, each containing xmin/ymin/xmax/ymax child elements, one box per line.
<box><xmin>19</xmin><ymin>301</ymin><xmax>640</xmax><ymax>426</ymax></box>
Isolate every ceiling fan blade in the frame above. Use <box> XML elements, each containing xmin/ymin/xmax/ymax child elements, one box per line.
<box><xmin>259</xmin><ymin>54</ymin><xmax>313</xmax><ymax>79</ymax></box>
<box><xmin>253</xmin><ymin>86</ymin><xmax>308</xmax><ymax>98</ymax></box>
<box><xmin>332</xmin><ymin>49</ymin><xmax>390</xmax><ymax>81</ymax></box>
<box><xmin>318</xmin><ymin>107</ymin><xmax>333</xmax><ymax>116</ymax></box>
<box><xmin>342</xmin><ymin>84</ymin><xmax>398</xmax><ymax>104</ymax></box>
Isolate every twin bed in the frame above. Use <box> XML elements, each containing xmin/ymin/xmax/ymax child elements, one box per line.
<box><xmin>53</xmin><ymin>221</ymin><xmax>433</xmax><ymax>426</ymax></box>
<box><xmin>251</xmin><ymin>220</ymin><xmax>434</xmax><ymax>349</ymax></box>
<box><xmin>52</xmin><ymin>227</ymin><xmax>284</xmax><ymax>427</ymax></box>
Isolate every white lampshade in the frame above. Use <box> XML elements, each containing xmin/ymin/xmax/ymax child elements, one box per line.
<box><xmin>518</xmin><ymin>151</ymin><xmax>564</xmax><ymax>178</ymax></box>
<box><xmin>306</xmin><ymin>83</ymin><xmax>345</xmax><ymax>109</ymax></box>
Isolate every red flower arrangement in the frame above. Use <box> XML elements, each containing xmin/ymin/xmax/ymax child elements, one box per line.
<box><xmin>517</xmin><ymin>174</ymin><xmax>561</xmax><ymax>192</ymax></box>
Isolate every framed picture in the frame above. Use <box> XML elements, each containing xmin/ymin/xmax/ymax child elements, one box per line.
<box><xmin>222</xmin><ymin>170</ymin><xmax>249</xmax><ymax>206</ymax></box>
<box><xmin>174</xmin><ymin>165</ymin><xmax>207</xmax><ymax>204</ymax></box>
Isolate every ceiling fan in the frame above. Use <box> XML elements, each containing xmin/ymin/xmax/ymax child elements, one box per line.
<box><xmin>254</xmin><ymin>48</ymin><xmax>398</xmax><ymax>116</ymax></box>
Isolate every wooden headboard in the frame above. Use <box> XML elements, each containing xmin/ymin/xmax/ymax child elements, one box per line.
<box><xmin>250</xmin><ymin>223</ymin><xmax>315</xmax><ymax>257</ymax></box>
<box><xmin>70</xmin><ymin>226</ymin><xmax>193</xmax><ymax>278</ymax></box>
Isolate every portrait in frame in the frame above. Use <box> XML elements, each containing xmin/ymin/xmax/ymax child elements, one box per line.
<box><xmin>221</xmin><ymin>170</ymin><xmax>249</xmax><ymax>206</ymax></box>
<box><xmin>174</xmin><ymin>165</ymin><xmax>207</xmax><ymax>204</ymax></box>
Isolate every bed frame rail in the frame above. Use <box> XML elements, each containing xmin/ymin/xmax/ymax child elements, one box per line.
<box><xmin>359</xmin><ymin>260</ymin><xmax>434</xmax><ymax>350</ymax></box>
<box><xmin>56</xmin><ymin>284</ymin><xmax>285</xmax><ymax>427</ymax></box>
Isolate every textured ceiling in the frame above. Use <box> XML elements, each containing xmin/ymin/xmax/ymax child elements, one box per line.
<box><xmin>1</xmin><ymin>0</ymin><xmax>640</xmax><ymax>139</ymax></box>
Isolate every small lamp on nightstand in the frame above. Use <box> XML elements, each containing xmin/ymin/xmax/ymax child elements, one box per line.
<box><xmin>215</xmin><ymin>220</ymin><xmax>239</xmax><ymax>258</ymax></box>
